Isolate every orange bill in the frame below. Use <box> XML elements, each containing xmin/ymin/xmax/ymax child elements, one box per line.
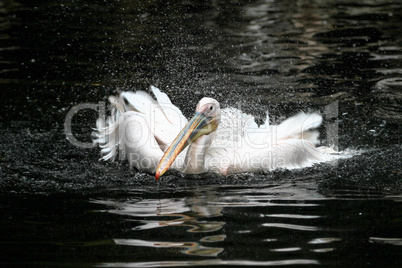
<box><xmin>155</xmin><ymin>111</ymin><xmax>213</xmax><ymax>180</ymax></box>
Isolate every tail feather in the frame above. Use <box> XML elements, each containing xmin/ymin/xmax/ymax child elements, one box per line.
<box><xmin>276</xmin><ymin>112</ymin><xmax>322</xmax><ymax>145</ymax></box>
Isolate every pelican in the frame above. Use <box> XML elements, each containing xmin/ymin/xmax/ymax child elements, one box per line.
<box><xmin>92</xmin><ymin>86</ymin><xmax>336</xmax><ymax>180</ymax></box>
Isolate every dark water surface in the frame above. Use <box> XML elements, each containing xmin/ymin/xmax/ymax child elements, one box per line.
<box><xmin>1</xmin><ymin>0</ymin><xmax>401</xmax><ymax>266</ymax></box>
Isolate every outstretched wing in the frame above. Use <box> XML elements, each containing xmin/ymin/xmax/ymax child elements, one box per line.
<box><xmin>120</xmin><ymin>86</ymin><xmax>188</xmax><ymax>151</ymax></box>
<box><xmin>92</xmin><ymin>86</ymin><xmax>188</xmax><ymax>165</ymax></box>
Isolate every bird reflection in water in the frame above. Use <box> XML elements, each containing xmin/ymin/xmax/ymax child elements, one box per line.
<box><xmin>93</xmin><ymin>188</ymin><xmax>226</xmax><ymax>257</ymax></box>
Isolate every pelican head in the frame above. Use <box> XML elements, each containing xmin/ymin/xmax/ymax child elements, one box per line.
<box><xmin>155</xmin><ymin>97</ymin><xmax>220</xmax><ymax>180</ymax></box>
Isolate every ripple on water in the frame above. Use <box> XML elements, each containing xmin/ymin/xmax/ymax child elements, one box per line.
<box><xmin>308</xmin><ymin>237</ymin><xmax>342</xmax><ymax>244</ymax></box>
<box><xmin>114</xmin><ymin>239</ymin><xmax>224</xmax><ymax>257</ymax></box>
<box><xmin>372</xmin><ymin>77</ymin><xmax>402</xmax><ymax>122</ymax></box>
<box><xmin>369</xmin><ymin>237</ymin><xmax>402</xmax><ymax>246</ymax></box>
<box><xmin>262</xmin><ymin>223</ymin><xmax>320</xmax><ymax>232</ymax></box>
<box><xmin>97</xmin><ymin>259</ymin><xmax>320</xmax><ymax>267</ymax></box>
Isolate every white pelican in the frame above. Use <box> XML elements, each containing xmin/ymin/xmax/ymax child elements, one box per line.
<box><xmin>92</xmin><ymin>86</ymin><xmax>336</xmax><ymax>180</ymax></box>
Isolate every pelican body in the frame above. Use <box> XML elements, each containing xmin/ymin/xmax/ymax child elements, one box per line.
<box><xmin>92</xmin><ymin>86</ymin><xmax>335</xmax><ymax>180</ymax></box>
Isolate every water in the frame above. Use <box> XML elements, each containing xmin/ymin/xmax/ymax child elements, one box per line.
<box><xmin>0</xmin><ymin>0</ymin><xmax>401</xmax><ymax>266</ymax></box>
<box><xmin>2</xmin><ymin>185</ymin><xmax>402</xmax><ymax>266</ymax></box>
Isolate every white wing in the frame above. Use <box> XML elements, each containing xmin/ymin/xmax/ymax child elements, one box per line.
<box><xmin>207</xmin><ymin>108</ymin><xmax>329</xmax><ymax>174</ymax></box>
<box><xmin>120</xmin><ymin>87</ymin><xmax>187</xmax><ymax>151</ymax></box>
<box><xmin>92</xmin><ymin>86</ymin><xmax>188</xmax><ymax>166</ymax></box>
